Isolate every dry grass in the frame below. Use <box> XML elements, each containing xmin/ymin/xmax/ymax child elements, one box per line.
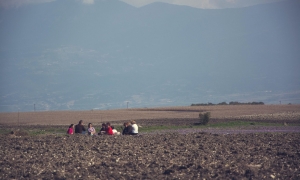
<box><xmin>0</xmin><ymin>105</ymin><xmax>299</xmax><ymax>125</ymax></box>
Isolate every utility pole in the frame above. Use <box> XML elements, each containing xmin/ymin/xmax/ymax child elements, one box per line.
<box><xmin>18</xmin><ymin>109</ymin><xmax>20</xmax><ymax>126</ymax></box>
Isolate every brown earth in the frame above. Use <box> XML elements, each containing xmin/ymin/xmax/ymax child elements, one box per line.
<box><xmin>1</xmin><ymin>105</ymin><xmax>300</xmax><ymax>179</ymax></box>
<box><xmin>1</xmin><ymin>133</ymin><xmax>299</xmax><ymax>179</ymax></box>
<box><xmin>0</xmin><ymin>105</ymin><xmax>300</xmax><ymax>125</ymax></box>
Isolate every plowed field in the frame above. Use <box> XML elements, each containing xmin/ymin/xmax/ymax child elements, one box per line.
<box><xmin>0</xmin><ymin>105</ymin><xmax>299</xmax><ymax>179</ymax></box>
<box><xmin>1</xmin><ymin>133</ymin><xmax>299</xmax><ymax>179</ymax></box>
<box><xmin>1</xmin><ymin>105</ymin><xmax>299</xmax><ymax>125</ymax></box>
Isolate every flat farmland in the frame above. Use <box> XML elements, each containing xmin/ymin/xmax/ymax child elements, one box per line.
<box><xmin>1</xmin><ymin>105</ymin><xmax>300</xmax><ymax>179</ymax></box>
<box><xmin>1</xmin><ymin>132</ymin><xmax>300</xmax><ymax>179</ymax></box>
<box><xmin>0</xmin><ymin>105</ymin><xmax>299</xmax><ymax>126</ymax></box>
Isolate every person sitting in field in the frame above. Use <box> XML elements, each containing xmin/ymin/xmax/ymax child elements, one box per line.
<box><xmin>98</xmin><ymin>123</ymin><xmax>107</xmax><ymax>135</ymax></box>
<box><xmin>67</xmin><ymin>124</ymin><xmax>74</xmax><ymax>135</ymax></box>
<box><xmin>88</xmin><ymin>123</ymin><xmax>97</xmax><ymax>136</ymax></box>
<box><xmin>105</xmin><ymin>122</ymin><xmax>114</xmax><ymax>135</ymax></box>
<box><xmin>130</xmin><ymin>120</ymin><xmax>138</xmax><ymax>135</ymax></box>
<box><xmin>111</xmin><ymin>126</ymin><xmax>120</xmax><ymax>135</ymax></box>
<box><xmin>122</xmin><ymin>122</ymin><xmax>133</xmax><ymax>135</ymax></box>
<box><xmin>75</xmin><ymin>120</ymin><xmax>86</xmax><ymax>134</ymax></box>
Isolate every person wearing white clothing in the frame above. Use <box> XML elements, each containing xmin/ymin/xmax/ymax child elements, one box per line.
<box><xmin>131</xmin><ymin>120</ymin><xmax>138</xmax><ymax>135</ymax></box>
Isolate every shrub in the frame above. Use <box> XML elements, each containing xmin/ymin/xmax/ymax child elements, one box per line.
<box><xmin>10</xmin><ymin>130</ymin><xmax>29</xmax><ymax>136</ymax></box>
<box><xmin>199</xmin><ymin>112</ymin><xmax>211</xmax><ymax>125</ymax></box>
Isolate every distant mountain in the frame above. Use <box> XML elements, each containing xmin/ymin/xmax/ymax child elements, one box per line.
<box><xmin>0</xmin><ymin>0</ymin><xmax>299</xmax><ymax>112</ymax></box>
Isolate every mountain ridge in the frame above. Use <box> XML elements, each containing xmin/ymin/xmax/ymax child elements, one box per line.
<box><xmin>0</xmin><ymin>0</ymin><xmax>299</xmax><ymax>112</ymax></box>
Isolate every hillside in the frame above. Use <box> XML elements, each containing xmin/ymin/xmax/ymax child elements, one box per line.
<box><xmin>0</xmin><ymin>0</ymin><xmax>299</xmax><ymax>112</ymax></box>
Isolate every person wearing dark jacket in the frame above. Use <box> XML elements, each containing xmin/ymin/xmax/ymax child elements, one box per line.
<box><xmin>98</xmin><ymin>123</ymin><xmax>107</xmax><ymax>135</ymax></box>
<box><xmin>122</xmin><ymin>122</ymin><xmax>133</xmax><ymax>135</ymax></box>
<box><xmin>75</xmin><ymin>120</ymin><xmax>86</xmax><ymax>134</ymax></box>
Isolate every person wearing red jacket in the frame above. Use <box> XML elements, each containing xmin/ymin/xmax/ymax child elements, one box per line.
<box><xmin>106</xmin><ymin>122</ymin><xmax>114</xmax><ymax>135</ymax></box>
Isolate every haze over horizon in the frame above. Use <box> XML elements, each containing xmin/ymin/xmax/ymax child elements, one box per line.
<box><xmin>0</xmin><ymin>0</ymin><xmax>299</xmax><ymax>112</ymax></box>
<box><xmin>0</xmin><ymin>0</ymin><xmax>286</xmax><ymax>9</ymax></box>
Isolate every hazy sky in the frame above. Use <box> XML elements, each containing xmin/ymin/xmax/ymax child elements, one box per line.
<box><xmin>120</xmin><ymin>0</ymin><xmax>285</xmax><ymax>9</ymax></box>
<box><xmin>0</xmin><ymin>0</ymin><xmax>285</xmax><ymax>9</ymax></box>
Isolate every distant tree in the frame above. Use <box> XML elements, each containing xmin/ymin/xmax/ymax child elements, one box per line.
<box><xmin>192</xmin><ymin>101</ymin><xmax>264</xmax><ymax>106</ymax></box>
<box><xmin>218</xmin><ymin>102</ymin><xmax>227</xmax><ymax>105</ymax></box>
<box><xmin>229</xmin><ymin>101</ymin><xmax>239</xmax><ymax>105</ymax></box>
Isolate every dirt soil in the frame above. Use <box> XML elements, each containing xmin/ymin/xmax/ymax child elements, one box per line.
<box><xmin>1</xmin><ymin>105</ymin><xmax>300</xmax><ymax>125</ymax></box>
<box><xmin>1</xmin><ymin>105</ymin><xmax>300</xmax><ymax>179</ymax></box>
<box><xmin>1</xmin><ymin>132</ymin><xmax>299</xmax><ymax>179</ymax></box>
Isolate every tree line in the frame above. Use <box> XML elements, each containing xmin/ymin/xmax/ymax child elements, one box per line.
<box><xmin>191</xmin><ymin>101</ymin><xmax>264</xmax><ymax>106</ymax></box>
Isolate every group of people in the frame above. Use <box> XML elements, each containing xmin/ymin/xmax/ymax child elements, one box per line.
<box><xmin>67</xmin><ymin>120</ymin><xmax>138</xmax><ymax>136</ymax></box>
<box><xmin>122</xmin><ymin>120</ymin><xmax>138</xmax><ymax>135</ymax></box>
